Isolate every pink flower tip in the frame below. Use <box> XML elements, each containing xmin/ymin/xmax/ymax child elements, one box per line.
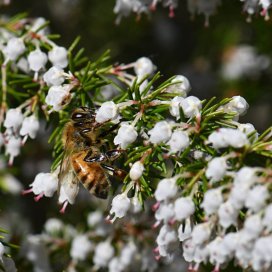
<box><xmin>59</xmin><ymin>201</ymin><xmax>68</xmax><ymax>214</ymax></box>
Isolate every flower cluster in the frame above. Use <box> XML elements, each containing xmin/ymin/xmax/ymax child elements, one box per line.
<box><xmin>113</xmin><ymin>0</ymin><xmax>272</xmax><ymax>25</ymax></box>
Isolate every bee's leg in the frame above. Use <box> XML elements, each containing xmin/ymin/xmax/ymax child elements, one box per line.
<box><xmin>98</xmin><ymin>123</ymin><xmax>119</xmax><ymax>138</ymax></box>
<box><xmin>101</xmin><ymin>164</ymin><xmax>127</xmax><ymax>179</ymax></box>
<box><xmin>84</xmin><ymin>152</ymin><xmax>107</xmax><ymax>163</ymax></box>
<box><xmin>105</xmin><ymin>149</ymin><xmax>125</xmax><ymax>161</ymax></box>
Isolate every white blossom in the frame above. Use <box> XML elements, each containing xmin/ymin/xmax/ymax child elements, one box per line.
<box><xmin>148</xmin><ymin>121</ymin><xmax>172</xmax><ymax>144</ymax></box>
<box><xmin>114</xmin><ymin>123</ymin><xmax>137</xmax><ymax>148</ymax></box>
<box><xmin>30</xmin><ymin>172</ymin><xmax>58</xmax><ymax>198</ymax></box>
<box><xmin>109</xmin><ymin>192</ymin><xmax>131</xmax><ymax>220</ymax></box>
<box><xmin>44</xmin><ymin>218</ymin><xmax>63</xmax><ymax>234</ymax></box>
<box><xmin>96</xmin><ymin>101</ymin><xmax>119</xmax><ymax>123</ymax></box>
<box><xmin>167</xmin><ymin>75</ymin><xmax>191</xmax><ymax>96</ymax></box>
<box><xmin>154</xmin><ymin>177</ymin><xmax>178</xmax><ymax>202</ymax></box>
<box><xmin>252</xmin><ymin>236</ymin><xmax>272</xmax><ymax>271</ymax></box>
<box><xmin>155</xmin><ymin>202</ymin><xmax>175</xmax><ymax>223</ymax></box>
<box><xmin>4</xmin><ymin>108</ymin><xmax>23</xmax><ymax>131</ymax></box>
<box><xmin>245</xmin><ymin>185</ymin><xmax>269</xmax><ymax>212</ymax></box>
<box><xmin>58</xmin><ymin>174</ymin><xmax>78</xmax><ymax>205</ymax></box>
<box><xmin>87</xmin><ymin>211</ymin><xmax>103</xmax><ymax>227</ymax></box>
<box><xmin>244</xmin><ymin>214</ymin><xmax>263</xmax><ymax>239</ymax></box>
<box><xmin>169</xmin><ymin>96</ymin><xmax>184</xmax><ymax>119</ymax></box>
<box><xmin>263</xmin><ymin>204</ymin><xmax>272</xmax><ymax>231</ymax></box>
<box><xmin>48</xmin><ymin>46</ymin><xmax>68</xmax><ymax>68</ymax></box>
<box><xmin>206</xmin><ymin>157</ymin><xmax>227</xmax><ymax>182</ymax></box>
<box><xmin>5</xmin><ymin>136</ymin><xmax>21</xmax><ymax>164</ymax></box>
<box><xmin>43</xmin><ymin>66</ymin><xmax>65</xmax><ymax>86</ymax></box>
<box><xmin>108</xmin><ymin>257</ymin><xmax>124</xmax><ymax>272</ymax></box>
<box><xmin>201</xmin><ymin>188</ymin><xmax>223</xmax><ymax>215</ymax></box>
<box><xmin>218</xmin><ymin>201</ymin><xmax>238</xmax><ymax>228</ymax></box>
<box><xmin>178</xmin><ymin>218</ymin><xmax>192</xmax><ymax>242</ymax></box>
<box><xmin>180</xmin><ymin>96</ymin><xmax>202</xmax><ymax>118</ymax></box>
<box><xmin>156</xmin><ymin>224</ymin><xmax>178</xmax><ymax>257</ymax></box>
<box><xmin>45</xmin><ymin>85</ymin><xmax>71</xmax><ymax>111</ymax></box>
<box><xmin>191</xmin><ymin>223</ymin><xmax>211</xmax><ymax>245</ymax></box>
<box><xmin>27</xmin><ymin>48</ymin><xmax>47</xmax><ymax>72</ymax></box>
<box><xmin>174</xmin><ymin>197</ymin><xmax>195</xmax><ymax>221</ymax></box>
<box><xmin>70</xmin><ymin>234</ymin><xmax>93</xmax><ymax>261</ymax></box>
<box><xmin>93</xmin><ymin>241</ymin><xmax>114</xmax><ymax>268</ymax></box>
<box><xmin>134</xmin><ymin>57</ymin><xmax>155</xmax><ymax>78</ymax></box>
<box><xmin>0</xmin><ymin>242</ymin><xmax>4</xmax><ymax>262</ymax></box>
<box><xmin>167</xmin><ymin>130</ymin><xmax>190</xmax><ymax>153</ymax></box>
<box><xmin>129</xmin><ymin>161</ymin><xmax>144</xmax><ymax>180</ymax></box>
<box><xmin>119</xmin><ymin>242</ymin><xmax>137</xmax><ymax>267</ymax></box>
<box><xmin>20</xmin><ymin>115</ymin><xmax>40</xmax><ymax>139</ymax></box>
<box><xmin>4</xmin><ymin>37</ymin><xmax>25</xmax><ymax>60</ymax></box>
<box><xmin>207</xmin><ymin>237</ymin><xmax>228</xmax><ymax>267</ymax></box>
<box><xmin>182</xmin><ymin>239</ymin><xmax>195</xmax><ymax>262</ymax></box>
<box><xmin>208</xmin><ymin>128</ymin><xmax>249</xmax><ymax>149</ymax></box>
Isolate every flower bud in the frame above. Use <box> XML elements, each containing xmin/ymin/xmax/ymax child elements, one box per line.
<box><xmin>96</xmin><ymin>101</ymin><xmax>119</xmax><ymax>123</ymax></box>
<box><xmin>27</xmin><ymin>49</ymin><xmax>47</xmax><ymax>72</ymax></box>
<box><xmin>129</xmin><ymin>161</ymin><xmax>144</xmax><ymax>180</ymax></box>
<box><xmin>48</xmin><ymin>46</ymin><xmax>68</xmax><ymax>68</ymax></box>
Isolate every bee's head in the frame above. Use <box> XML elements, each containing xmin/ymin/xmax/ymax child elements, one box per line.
<box><xmin>71</xmin><ymin>107</ymin><xmax>96</xmax><ymax>124</ymax></box>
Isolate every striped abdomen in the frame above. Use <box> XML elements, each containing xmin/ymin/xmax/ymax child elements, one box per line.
<box><xmin>71</xmin><ymin>152</ymin><xmax>110</xmax><ymax>199</ymax></box>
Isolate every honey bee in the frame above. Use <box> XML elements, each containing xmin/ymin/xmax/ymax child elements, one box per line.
<box><xmin>59</xmin><ymin>107</ymin><xmax>124</xmax><ymax>200</ymax></box>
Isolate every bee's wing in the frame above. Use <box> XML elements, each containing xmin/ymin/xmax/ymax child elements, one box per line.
<box><xmin>57</xmin><ymin>139</ymin><xmax>78</xmax><ymax>195</ymax></box>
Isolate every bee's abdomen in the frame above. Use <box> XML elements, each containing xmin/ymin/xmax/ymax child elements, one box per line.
<box><xmin>71</xmin><ymin>153</ymin><xmax>109</xmax><ymax>199</ymax></box>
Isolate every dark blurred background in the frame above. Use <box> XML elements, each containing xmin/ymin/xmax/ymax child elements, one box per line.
<box><xmin>3</xmin><ymin>0</ymin><xmax>272</xmax><ymax>131</ymax></box>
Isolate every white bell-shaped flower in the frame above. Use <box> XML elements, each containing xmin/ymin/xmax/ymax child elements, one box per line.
<box><xmin>27</xmin><ymin>49</ymin><xmax>47</xmax><ymax>72</ymax></box>
<box><xmin>43</xmin><ymin>66</ymin><xmax>65</xmax><ymax>86</ymax></box>
<box><xmin>5</xmin><ymin>136</ymin><xmax>21</xmax><ymax>165</ymax></box>
<box><xmin>4</xmin><ymin>108</ymin><xmax>23</xmax><ymax>131</ymax></box>
<box><xmin>245</xmin><ymin>185</ymin><xmax>269</xmax><ymax>212</ymax></box>
<box><xmin>44</xmin><ymin>218</ymin><xmax>63</xmax><ymax>234</ymax></box>
<box><xmin>93</xmin><ymin>241</ymin><xmax>114</xmax><ymax>268</ymax></box>
<box><xmin>48</xmin><ymin>46</ymin><xmax>68</xmax><ymax>68</ymax></box>
<box><xmin>119</xmin><ymin>242</ymin><xmax>137</xmax><ymax>267</ymax></box>
<box><xmin>0</xmin><ymin>242</ymin><xmax>4</xmax><ymax>262</ymax></box>
<box><xmin>263</xmin><ymin>204</ymin><xmax>272</xmax><ymax>231</ymax></box>
<box><xmin>180</xmin><ymin>96</ymin><xmax>202</xmax><ymax>118</ymax></box>
<box><xmin>45</xmin><ymin>85</ymin><xmax>71</xmax><ymax>111</ymax></box>
<box><xmin>58</xmin><ymin>171</ymin><xmax>78</xmax><ymax>205</ymax></box>
<box><xmin>70</xmin><ymin>234</ymin><xmax>94</xmax><ymax>261</ymax></box>
<box><xmin>178</xmin><ymin>218</ymin><xmax>192</xmax><ymax>242</ymax></box>
<box><xmin>129</xmin><ymin>161</ymin><xmax>144</xmax><ymax>180</ymax></box>
<box><xmin>167</xmin><ymin>130</ymin><xmax>190</xmax><ymax>153</ymax></box>
<box><xmin>96</xmin><ymin>101</ymin><xmax>119</xmax><ymax>123</ymax></box>
<box><xmin>155</xmin><ymin>202</ymin><xmax>175</xmax><ymax>223</ymax></box>
<box><xmin>134</xmin><ymin>57</ymin><xmax>155</xmax><ymax>78</ymax></box>
<box><xmin>154</xmin><ymin>178</ymin><xmax>178</xmax><ymax>202</ymax></box>
<box><xmin>225</xmin><ymin>96</ymin><xmax>249</xmax><ymax>116</ymax></box>
<box><xmin>109</xmin><ymin>192</ymin><xmax>131</xmax><ymax>220</ymax></box>
<box><xmin>167</xmin><ymin>75</ymin><xmax>191</xmax><ymax>97</ymax></box>
<box><xmin>148</xmin><ymin>121</ymin><xmax>172</xmax><ymax>144</ymax></box>
<box><xmin>174</xmin><ymin>197</ymin><xmax>195</xmax><ymax>221</ymax></box>
<box><xmin>169</xmin><ymin>96</ymin><xmax>184</xmax><ymax>119</ymax></box>
<box><xmin>20</xmin><ymin>115</ymin><xmax>40</xmax><ymax>139</ymax></box>
<box><xmin>4</xmin><ymin>37</ymin><xmax>25</xmax><ymax>60</ymax></box>
<box><xmin>201</xmin><ymin>188</ymin><xmax>223</xmax><ymax>215</ymax></box>
<box><xmin>114</xmin><ymin>123</ymin><xmax>137</xmax><ymax>148</ymax></box>
<box><xmin>191</xmin><ymin>223</ymin><xmax>211</xmax><ymax>245</ymax></box>
<box><xmin>218</xmin><ymin>201</ymin><xmax>238</xmax><ymax>228</ymax></box>
<box><xmin>87</xmin><ymin>211</ymin><xmax>103</xmax><ymax>227</ymax></box>
<box><xmin>206</xmin><ymin>157</ymin><xmax>227</xmax><ymax>182</ymax></box>
<box><xmin>244</xmin><ymin>214</ymin><xmax>263</xmax><ymax>240</ymax></box>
